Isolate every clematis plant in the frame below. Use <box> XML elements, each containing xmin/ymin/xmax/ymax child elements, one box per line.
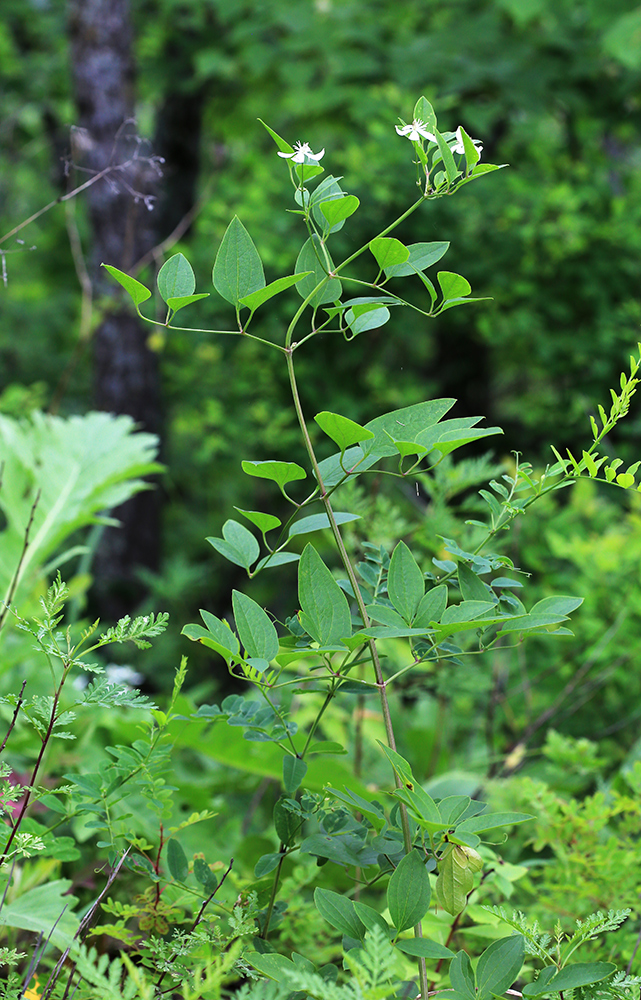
<box><xmin>102</xmin><ymin>93</ymin><xmax>640</xmax><ymax>1000</ymax></box>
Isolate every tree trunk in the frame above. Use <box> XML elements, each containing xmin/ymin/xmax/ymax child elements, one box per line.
<box><xmin>68</xmin><ymin>0</ymin><xmax>162</xmax><ymax>620</ymax></box>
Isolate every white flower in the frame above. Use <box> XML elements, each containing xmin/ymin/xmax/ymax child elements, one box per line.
<box><xmin>451</xmin><ymin>125</ymin><xmax>483</xmax><ymax>158</ymax></box>
<box><xmin>277</xmin><ymin>141</ymin><xmax>325</xmax><ymax>164</ymax></box>
<box><xmin>395</xmin><ymin>119</ymin><xmax>437</xmax><ymax>143</ymax></box>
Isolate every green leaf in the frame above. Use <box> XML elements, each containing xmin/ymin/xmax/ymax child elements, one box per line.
<box><xmin>242</xmin><ymin>459</ymin><xmax>307</xmax><ymax>490</ymax></box>
<box><xmin>384</xmin><ymin>242</ymin><xmax>450</xmax><ymax>278</ymax></box>
<box><xmin>158</xmin><ymin>253</ymin><xmax>196</xmax><ymax>302</ymax></box>
<box><xmin>387</xmin><ymin>541</ymin><xmax>425</xmax><ymax>623</ymax></box>
<box><xmin>345</xmin><ymin>302</ymin><xmax>391</xmax><ymax>336</ymax></box>
<box><xmin>255</xmin><ymin>552</ymin><xmax>300</xmax><ymax>571</ymax></box>
<box><xmin>476</xmin><ymin>935</ymin><xmax>524</xmax><ymax>1000</ymax></box>
<box><xmin>314</xmin><ymin>887</ymin><xmax>365</xmax><ymax>941</ymax></box>
<box><xmin>450</xmin><ymin>950</ymin><xmax>476</xmax><ymax>1000</ymax></box>
<box><xmin>353</xmin><ymin>902</ymin><xmax>390</xmax><ymax>936</ymax></box>
<box><xmin>255</xmin><ymin>852</ymin><xmax>283</xmax><ymax>878</ymax></box>
<box><xmin>414</xmin><ymin>585</ymin><xmax>448</xmax><ymax>627</ymax></box>
<box><xmin>258</xmin><ymin>118</ymin><xmax>294</xmax><ymax>154</ymax></box>
<box><xmin>369</xmin><ymin>237</ymin><xmax>409</xmax><ymax>270</ymax></box>
<box><xmin>438</xmin><ymin>271</ymin><xmax>471</xmax><ymax>299</ymax></box>
<box><xmin>283</xmin><ymin>755</ymin><xmax>307</xmax><ymax>795</ymax></box>
<box><xmin>232</xmin><ymin>590</ymin><xmax>279</xmax><ymax>661</ymax></box>
<box><xmin>234</xmin><ymin>508</ymin><xmax>282</xmax><ymax>533</ymax></box>
<box><xmin>207</xmin><ymin>519</ymin><xmax>260</xmax><ymax>570</ymax></box>
<box><xmin>274</xmin><ymin>798</ymin><xmax>298</xmax><ymax>846</ymax></box>
<box><xmin>523</xmin><ymin>962</ymin><xmax>616</xmax><ymax>995</ymax></box>
<box><xmin>101</xmin><ymin>264</ymin><xmax>151</xmax><ymax>307</ymax></box>
<box><xmin>165</xmin><ymin>293</ymin><xmax>209</xmax><ymax>316</ymax></box>
<box><xmin>434</xmin><ymin>131</ymin><xmax>459</xmax><ymax>184</ymax></box>
<box><xmin>295</xmin><ymin>235</ymin><xmax>342</xmax><ymax>307</ymax></box>
<box><xmin>529</xmin><ymin>596</ymin><xmax>583</xmax><ymax>617</ymax></box>
<box><xmin>458</xmin><ymin>562</ymin><xmax>490</xmax><ymax>603</ymax></box>
<box><xmin>457</xmin><ymin>812</ymin><xmax>533</xmax><ymax>836</ymax></box>
<box><xmin>388</xmin><ymin>850</ymin><xmax>431</xmax><ymax>932</ymax></box>
<box><xmin>238</xmin><ymin>273</ymin><xmax>312</xmax><ymax>313</ymax></box>
<box><xmin>213</xmin><ymin>216</ymin><xmax>265</xmax><ymax>308</ymax></box>
<box><xmin>319</xmin><ymin>195</ymin><xmax>360</xmax><ymax>228</ymax></box>
<box><xmin>200</xmin><ymin>609</ymin><xmax>240</xmax><ymax>655</ymax></box>
<box><xmin>458</xmin><ymin>126</ymin><xmax>481</xmax><ymax>169</ymax></box>
<box><xmin>166</xmin><ymin>838</ymin><xmax>189</xmax><ymax>883</ymax></box>
<box><xmin>298</xmin><ymin>545</ymin><xmax>352</xmax><ymax>646</ymax></box>
<box><xmin>288</xmin><ymin>511</ymin><xmax>360</xmax><ymax>537</ymax></box>
<box><xmin>413</xmin><ymin>96</ymin><xmax>437</xmax><ymax>133</ymax></box>
<box><xmin>0</xmin><ymin>880</ymin><xmax>79</xmax><ymax>951</ymax></box>
<box><xmin>315</xmin><ymin>411</ymin><xmax>375</xmax><ymax>450</ymax></box>
<box><xmin>193</xmin><ymin>858</ymin><xmax>218</xmax><ymax>893</ymax></box>
<box><xmin>394</xmin><ymin>938</ymin><xmax>454</xmax><ymax>959</ymax></box>
<box><xmin>435</xmin><ymin>845</ymin><xmax>478</xmax><ymax>916</ymax></box>
<box><xmin>364</xmin><ymin>604</ymin><xmax>408</xmax><ymax>628</ymax></box>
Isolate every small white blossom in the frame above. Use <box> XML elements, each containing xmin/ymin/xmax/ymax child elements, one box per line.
<box><xmin>395</xmin><ymin>119</ymin><xmax>437</xmax><ymax>143</ymax></box>
<box><xmin>277</xmin><ymin>141</ymin><xmax>325</xmax><ymax>164</ymax></box>
<box><xmin>451</xmin><ymin>125</ymin><xmax>483</xmax><ymax>158</ymax></box>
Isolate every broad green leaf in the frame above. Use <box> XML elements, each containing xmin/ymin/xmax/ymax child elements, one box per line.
<box><xmin>429</xmin><ymin>426</ymin><xmax>503</xmax><ymax>458</ymax></box>
<box><xmin>242</xmin><ymin>460</ymin><xmax>307</xmax><ymax>489</ymax></box>
<box><xmin>158</xmin><ymin>253</ymin><xmax>195</xmax><ymax>302</ymax></box>
<box><xmin>529</xmin><ymin>595</ymin><xmax>583</xmax><ymax>617</ymax></box>
<box><xmin>395</xmin><ymin>938</ymin><xmax>454</xmax><ymax>959</ymax></box>
<box><xmin>314</xmin><ymin>888</ymin><xmax>365</xmax><ymax>941</ymax></box>
<box><xmin>0</xmin><ymin>880</ymin><xmax>79</xmax><ymax>951</ymax></box>
<box><xmin>388</xmin><ymin>541</ymin><xmax>425</xmax><ymax>623</ymax></box>
<box><xmin>166</xmin><ymin>838</ymin><xmax>189</xmax><ymax>882</ymax></box>
<box><xmin>166</xmin><ymin>293</ymin><xmax>209</xmax><ymax>316</ymax></box>
<box><xmin>213</xmin><ymin>216</ymin><xmax>265</xmax><ymax>308</ymax></box>
<box><xmin>441</xmin><ymin>601</ymin><xmax>495</xmax><ymax>624</ymax></box>
<box><xmin>298</xmin><ymin>544</ymin><xmax>352</xmax><ymax>646</ymax></box>
<box><xmin>315</xmin><ymin>411</ymin><xmax>374</xmax><ymax>450</ymax></box>
<box><xmin>435</xmin><ymin>845</ymin><xmax>479</xmax><ymax>916</ymax></box>
<box><xmin>274</xmin><ymin>799</ymin><xmax>298</xmax><ymax>845</ymax></box>
<box><xmin>353</xmin><ymin>901</ymin><xmax>389</xmax><ymax>936</ymax></box>
<box><xmin>319</xmin><ymin>195</ymin><xmax>360</xmax><ymax>228</ymax></box>
<box><xmin>356</xmin><ymin>624</ymin><xmax>435</xmax><ymax>639</ymax></box>
<box><xmin>303</xmin><ymin>832</ymin><xmax>379</xmax><ymax>868</ymax></box>
<box><xmin>413</xmin><ymin>585</ymin><xmax>448</xmax><ymax>627</ymax></box>
<box><xmin>258</xmin><ymin>118</ymin><xmax>294</xmax><ymax>154</ymax></box>
<box><xmin>181</xmin><ymin>623</ymin><xmax>238</xmax><ymax>661</ymax></box>
<box><xmin>364</xmin><ymin>604</ymin><xmax>408</xmax><ymax>628</ymax></box>
<box><xmin>385</xmin><ymin>242</ymin><xmax>450</xmax><ymax>278</ymax></box>
<box><xmin>369</xmin><ymin>236</ymin><xmax>409</xmax><ymax>270</ymax></box>
<box><xmin>288</xmin><ymin>511</ymin><xmax>360</xmax><ymax>537</ymax></box>
<box><xmin>388</xmin><ymin>850</ymin><xmax>431</xmax><ymax>932</ymax></box>
<box><xmin>207</xmin><ymin>519</ymin><xmax>259</xmax><ymax>570</ymax></box>
<box><xmin>283</xmin><ymin>755</ymin><xmax>307</xmax><ymax>795</ymax></box>
<box><xmin>238</xmin><ymin>273</ymin><xmax>312</xmax><ymax>313</ymax></box>
<box><xmin>450</xmin><ymin>950</ymin><xmax>476</xmax><ymax>1000</ymax></box>
<box><xmin>193</xmin><ymin>857</ymin><xmax>218</xmax><ymax>893</ymax></box>
<box><xmin>438</xmin><ymin>271</ymin><xmax>471</xmax><ymax>299</ymax></box>
<box><xmin>458</xmin><ymin>562</ymin><xmax>490</xmax><ymax>603</ymax></box>
<box><xmin>525</xmin><ymin>962</ymin><xmax>616</xmax><ymax>994</ymax></box>
<box><xmin>457</xmin><ymin>812</ymin><xmax>533</xmax><ymax>835</ymax></box>
<box><xmin>232</xmin><ymin>590</ymin><xmax>279</xmax><ymax>661</ymax></box>
<box><xmin>200</xmin><ymin>609</ymin><xmax>240</xmax><ymax>655</ymax></box>
<box><xmin>377</xmin><ymin>742</ymin><xmax>414</xmax><ymax>784</ymax></box>
<box><xmin>234</xmin><ymin>508</ymin><xmax>282</xmax><ymax>533</ymax></box>
<box><xmin>476</xmin><ymin>935</ymin><xmax>524</xmax><ymax>1000</ymax></box>
<box><xmin>101</xmin><ymin>264</ymin><xmax>151</xmax><ymax>307</ymax></box>
<box><xmin>345</xmin><ymin>303</ymin><xmax>390</xmax><ymax>336</ymax></box>
<box><xmin>255</xmin><ymin>852</ymin><xmax>283</xmax><ymax>877</ymax></box>
<box><xmin>326</xmin><ymin>785</ymin><xmax>385</xmax><ymax>828</ymax></box>
<box><xmin>309</xmin><ymin>174</ymin><xmax>347</xmax><ymax>231</ymax></box>
<box><xmin>249</xmin><ymin>952</ymin><xmax>299</xmax><ymax>984</ymax></box>
<box><xmin>413</xmin><ymin>96</ymin><xmax>437</xmax><ymax>133</ymax></box>
<box><xmin>295</xmin><ymin>235</ymin><xmax>342</xmax><ymax>307</ymax></box>
<box><xmin>496</xmin><ymin>613</ymin><xmax>570</xmax><ymax>635</ymax></box>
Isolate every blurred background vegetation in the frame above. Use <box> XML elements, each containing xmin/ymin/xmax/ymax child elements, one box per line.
<box><xmin>2</xmin><ymin>0</ymin><xmax>641</xmax><ymax>759</ymax></box>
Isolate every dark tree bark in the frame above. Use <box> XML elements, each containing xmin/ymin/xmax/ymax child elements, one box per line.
<box><xmin>68</xmin><ymin>0</ymin><xmax>163</xmax><ymax>619</ymax></box>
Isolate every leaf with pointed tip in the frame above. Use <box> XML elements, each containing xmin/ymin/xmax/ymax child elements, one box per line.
<box><xmin>242</xmin><ymin>460</ymin><xmax>306</xmax><ymax>490</ymax></box>
<box><xmin>232</xmin><ymin>590</ymin><xmax>279</xmax><ymax>661</ymax></box>
<box><xmin>258</xmin><ymin>119</ymin><xmax>294</xmax><ymax>155</ymax></box>
<box><xmin>298</xmin><ymin>544</ymin><xmax>351</xmax><ymax>647</ymax></box>
<box><xmin>385</xmin><ymin>242</ymin><xmax>450</xmax><ymax>278</ymax></box>
<box><xmin>166</xmin><ymin>293</ymin><xmax>210</xmax><ymax>316</ymax></box>
<box><xmin>319</xmin><ymin>195</ymin><xmax>360</xmax><ymax>229</ymax></box>
<box><xmin>314</xmin><ymin>888</ymin><xmax>365</xmax><ymax>941</ymax></box>
<box><xmin>167</xmin><ymin>838</ymin><xmax>189</xmax><ymax>882</ymax></box>
<box><xmin>434</xmin><ymin>132</ymin><xmax>459</xmax><ymax>184</ymax></box>
<box><xmin>158</xmin><ymin>253</ymin><xmax>196</xmax><ymax>303</ymax></box>
<box><xmin>369</xmin><ymin>237</ymin><xmax>409</xmax><ymax>270</ymax></box>
<box><xmin>413</xmin><ymin>96</ymin><xmax>437</xmax><ymax>133</ymax></box>
<box><xmin>234</xmin><ymin>508</ymin><xmax>281</xmax><ymax>533</ymax></box>
<box><xmin>213</xmin><ymin>216</ymin><xmax>265</xmax><ymax>307</ymax></box>
<box><xmin>315</xmin><ymin>411</ymin><xmax>374</xmax><ymax>451</ymax></box>
<box><xmin>288</xmin><ymin>512</ymin><xmax>360</xmax><ymax>537</ymax></box>
<box><xmin>101</xmin><ymin>264</ymin><xmax>151</xmax><ymax>307</ymax></box>
<box><xmin>438</xmin><ymin>271</ymin><xmax>471</xmax><ymax>299</ymax></box>
<box><xmin>239</xmin><ymin>273</ymin><xmax>312</xmax><ymax>313</ymax></box>
<box><xmin>295</xmin><ymin>236</ymin><xmax>342</xmax><ymax>307</ymax></box>
<box><xmin>345</xmin><ymin>303</ymin><xmax>390</xmax><ymax>336</ymax></box>
<box><xmin>207</xmin><ymin>520</ymin><xmax>259</xmax><ymax>570</ymax></box>
<box><xmin>388</xmin><ymin>541</ymin><xmax>425</xmax><ymax>623</ymax></box>
<box><xmin>388</xmin><ymin>850</ymin><xmax>431</xmax><ymax>932</ymax></box>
